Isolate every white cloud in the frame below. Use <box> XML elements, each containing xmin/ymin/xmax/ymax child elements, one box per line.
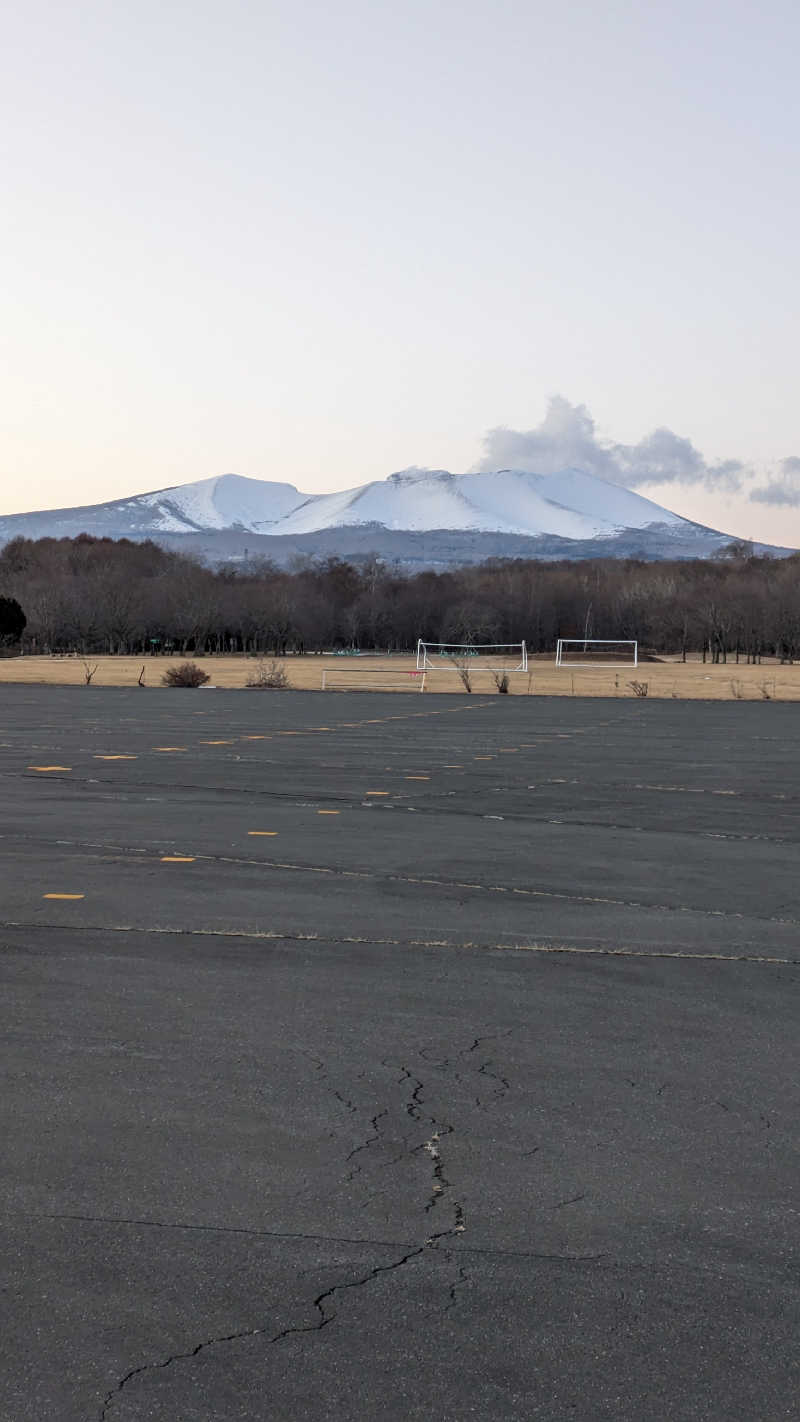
<box><xmin>472</xmin><ymin>396</ymin><xmax>745</xmax><ymax>491</ymax></box>
<box><xmin>750</xmin><ymin>456</ymin><xmax>800</xmax><ymax>506</ymax></box>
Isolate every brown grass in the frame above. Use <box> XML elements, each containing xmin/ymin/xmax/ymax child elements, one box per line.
<box><xmin>0</xmin><ymin>653</ymin><xmax>797</xmax><ymax>699</ymax></box>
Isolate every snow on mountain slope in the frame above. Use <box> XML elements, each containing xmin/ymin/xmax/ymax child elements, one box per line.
<box><xmin>535</xmin><ymin>469</ymin><xmax>683</xmax><ymax>532</ymax></box>
<box><xmin>276</xmin><ymin>470</ymin><xmax>501</xmax><ymax>535</ymax></box>
<box><xmin>275</xmin><ymin>467</ymin><xmax>687</xmax><ymax>538</ymax></box>
<box><xmin>0</xmin><ymin>465</ymin><xmax>726</xmax><ymax>558</ymax></box>
<box><xmin>455</xmin><ymin>469</ymin><xmax>636</xmax><ymax>539</ymax></box>
<box><xmin>137</xmin><ymin>474</ymin><xmax>306</xmax><ymax>532</ymax></box>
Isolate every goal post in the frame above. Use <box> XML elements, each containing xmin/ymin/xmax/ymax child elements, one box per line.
<box><xmin>416</xmin><ymin>640</ymin><xmax>528</xmax><ymax>671</ymax></box>
<box><xmin>555</xmin><ymin>639</ymin><xmax>638</xmax><ymax>668</ymax></box>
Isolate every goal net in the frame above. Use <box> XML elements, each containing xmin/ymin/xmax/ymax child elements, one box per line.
<box><xmin>321</xmin><ymin>668</ymin><xmax>427</xmax><ymax>692</ymax></box>
<box><xmin>556</xmin><ymin>639</ymin><xmax>638</xmax><ymax>667</ymax></box>
<box><xmin>416</xmin><ymin>640</ymin><xmax>528</xmax><ymax>671</ymax></box>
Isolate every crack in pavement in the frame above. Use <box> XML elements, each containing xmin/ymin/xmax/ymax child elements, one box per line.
<box><xmin>97</xmin><ymin>1044</ymin><xmax>476</xmax><ymax>1419</ymax></box>
<box><xmin>18</xmin><ymin>1210</ymin><xmax>603</xmax><ymax>1264</ymax></box>
<box><xmin>463</xmin><ymin>1031</ymin><xmax>513</xmax><ymax>1112</ymax></box>
<box><xmin>2</xmin><ymin>920</ymin><xmax>798</xmax><ymax>965</ymax></box>
<box><xmin>445</xmin><ymin>1261</ymin><xmax>470</xmax><ymax>1313</ymax></box>
<box><xmin>8</xmin><ymin>833</ymin><xmax>800</xmax><ymax>929</ymax></box>
<box><xmin>97</xmin><ymin>1243</ymin><xmax>431</xmax><ymax>1420</ymax></box>
<box><xmin>345</xmin><ymin>1109</ymin><xmax>389</xmax><ymax>1182</ymax></box>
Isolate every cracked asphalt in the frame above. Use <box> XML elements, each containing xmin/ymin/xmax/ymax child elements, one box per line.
<box><xmin>2</xmin><ymin>684</ymin><xmax>800</xmax><ymax>1421</ymax></box>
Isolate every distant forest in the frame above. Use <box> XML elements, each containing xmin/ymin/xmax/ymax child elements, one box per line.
<box><xmin>1</xmin><ymin>534</ymin><xmax>799</xmax><ymax>663</ymax></box>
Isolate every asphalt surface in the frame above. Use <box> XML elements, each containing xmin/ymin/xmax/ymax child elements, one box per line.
<box><xmin>2</xmin><ymin>684</ymin><xmax>799</xmax><ymax>1421</ymax></box>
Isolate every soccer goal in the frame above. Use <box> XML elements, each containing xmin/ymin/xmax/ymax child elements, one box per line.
<box><xmin>321</xmin><ymin>668</ymin><xmax>427</xmax><ymax>692</ymax></box>
<box><xmin>416</xmin><ymin>640</ymin><xmax>528</xmax><ymax>671</ymax></box>
<box><xmin>555</xmin><ymin>639</ymin><xmax>638</xmax><ymax>668</ymax></box>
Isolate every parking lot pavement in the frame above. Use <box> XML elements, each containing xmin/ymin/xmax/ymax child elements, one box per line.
<box><xmin>2</xmin><ymin>686</ymin><xmax>799</xmax><ymax>1419</ymax></box>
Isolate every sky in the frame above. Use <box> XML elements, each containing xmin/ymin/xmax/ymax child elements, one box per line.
<box><xmin>2</xmin><ymin>0</ymin><xmax>800</xmax><ymax>545</ymax></box>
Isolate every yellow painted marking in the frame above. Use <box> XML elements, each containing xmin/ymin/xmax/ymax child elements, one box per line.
<box><xmin>153</xmin><ymin>747</ymin><xmax>187</xmax><ymax>752</ymax></box>
<box><xmin>366</xmin><ymin>791</ymin><xmax>390</xmax><ymax>796</ymax></box>
<box><xmin>474</xmin><ymin>756</ymin><xmax>494</xmax><ymax>761</ymax></box>
<box><xmin>43</xmin><ymin>893</ymin><xmax>84</xmax><ymax>900</ymax></box>
<box><xmin>200</xmin><ymin>740</ymin><xmax>233</xmax><ymax>745</ymax></box>
<box><xmin>242</xmin><ymin>735</ymin><xmax>267</xmax><ymax>740</ymax></box>
<box><xmin>248</xmin><ymin>831</ymin><xmax>278</xmax><ymax>837</ymax></box>
<box><xmin>443</xmin><ymin>765</ymin><xmax>463</xmax><ymax>769</ymax></box>
<box><xmin>94</xmin><ymin>755</ymin><xmax>137</xmax><ymax>760</ymax></box>
<box><xmin>318</xmin><ymin>809</ymin><xmax>340</xmax><ymax>815</ymax></box>
<box><xmin>277</xmin><ymin>731</ymin><xmax>301</xmax><ymax>735</ymax></box>
<box><xmin>405</xmin><ymin>775</ymin><xmax>430</xmax><ymax>781</ymax></box>
<box><xmin>499</xmin><ymin>748</ymin><xmax>519</xmax><ymax>753</ymax></box>
<box><xmin>28</xmin><ymin>765</ymin><xmax>71</xmax><ymax>772</ymax></box>
<box><xmin>161</xmin><ymin>856</ymin><xmax>196</xmax><ymax>862</ymax></box>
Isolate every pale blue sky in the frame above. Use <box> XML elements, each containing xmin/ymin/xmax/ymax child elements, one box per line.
<box><xmin>2</xmin><ymin>0</ymin><xmax>799</xmax><ymax>542</ymax></box>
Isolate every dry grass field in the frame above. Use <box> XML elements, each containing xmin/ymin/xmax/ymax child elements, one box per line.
<box><xmin>2</xmin><ymin>652</ymin><xmax>800</xmax><ymax>699</ymax></box>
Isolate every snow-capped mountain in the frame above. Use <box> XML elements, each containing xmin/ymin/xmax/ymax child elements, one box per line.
<box><xmin>0</xmin><ymin>467</ymin><xmax>776</xmax><ymax>565</ymax></box>
<box><xmin>272</xmin><ymin>467</ymin><xmax>687</xmax><ymax>538</ymax></box>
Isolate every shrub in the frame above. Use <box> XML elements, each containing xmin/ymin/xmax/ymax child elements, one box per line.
<box><xmin>246</xmin><ymin>658</ymin><xmax>290</xmax><ymax>689</ymax></box>
<box><xmin>450</xmin><ymin>658</ymin><xmax>472</xmax><ymax>693</ymax></box>
<box><xmin>492</xmin><ymin>670</ymin><xmax>510</xmax><ymax>694</ymax></box>
<box><xmin>162</xmin><ymin>661</ymin><xmax>211</xmax><ymax>687</ymax></box>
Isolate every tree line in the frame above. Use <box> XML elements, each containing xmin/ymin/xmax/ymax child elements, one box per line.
<box><xmin>0</xmin><ymin>533</ymin><xmax>799</xmax><ymax>663</ymax></box>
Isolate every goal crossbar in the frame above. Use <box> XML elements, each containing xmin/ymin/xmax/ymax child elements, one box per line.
<box><xmin>556</xmin><ymin>639</ymin><xmax>638</xmax><ymax>668</ymax></box>
<box><xmin>416</xmin><ymin>640</ymin><xmax>527</xmax><ymax>671</ymax></box>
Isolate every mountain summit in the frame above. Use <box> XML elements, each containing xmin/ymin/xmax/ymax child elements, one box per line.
<box><xmin>0</xmin><ymin>467</ymin><xmax>771</xmax><ymax>565</ymax></box>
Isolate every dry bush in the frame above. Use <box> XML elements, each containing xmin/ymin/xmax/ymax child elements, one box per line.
<box><xmin>451</xmin><ymin>659</ymin><xmax>472</xmax><ymax>693</ymax></box>
<box><xmin>729</xmin><ymin>679</ymin><xmax>744</xmax><ymax>700</ymax></box>
<box><xmin>492</xmin><ymin>669</ymin><xmax>511</xmax><ymax>694</ymax></box>
<box><xmin>161</xmin><ymin>661</ymin><xmax>211</xmax><ymax>688</ymax></box>
<box><xmin>81</xmin><ymin>660</ymin><xmax>98</xmax><ymax>684</ymax></box>
<box><xmin>246</xmin><ymin>658</ymin><xmax>290</xmax><ymax>689</ymax></box>
<box><xmin>628</xmin><ymin>680</ymin><xmax>649</xmax><ymax>698</ymax></box>
<box><xmin>759</xmin><ymin>680</ymin><xmax>775</xmax><ymax>700</ymax></box>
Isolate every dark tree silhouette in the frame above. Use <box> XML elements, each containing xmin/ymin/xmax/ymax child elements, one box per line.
<box><xmin>0</xmin><ymin>595</ymin><xmax>26</xmax><ymax>646</ymax></box>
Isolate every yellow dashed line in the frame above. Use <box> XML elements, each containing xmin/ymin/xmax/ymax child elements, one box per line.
<box><xmin>474</xmin><ymin>756</ymin><xmax>494</xmax><ymax>761</ymax></box>
<box><xmin>160</xmin><ymin>856</ymin><xmax>196</xmax><ymax>863</ymax></box>
<box><xmin>365</xmin><ymin>791</ymin><xmax>390</xmax><ymax>796</ymax></box>
<box><xmin>43</xmin><ymin>893</ymin><xmax>84</xmax><ymax>900</ymax></box>
<box><xmin>242</xmin><ymin>735</ymin><xmax>267</xmax><ymax>740</ymax></box>
<box><xmin>405</xmin><ymin>775</ymin><xmax>430</xmax><ymax>781</ymax></box>
<box><xmin>247</xmin><ymin>831</ymin><xmax>278</xmax><ymax>837</ymax></box>
<box><xmin>28</xmin><ymin>766</ymin><xmax>71</xmax><ymax>772</ymax></box>
<box><xmin>318</xmin><ymin>810</ymin><xmax>340</xmax><ymax>815</ymax></box>
<box><xmin>153</xmin><ymin>747</ymin><xmax>187</xmax><ymax>752</ymax></box>
<box><xmin>94</xmin><ymin>755</ymin><xmax>137</xmax><ymax>761</ymax></box>
<box><xmin>199</xmin><ymin>740</ymin><xmax>233</xmax><ymax>745</ymax></box>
